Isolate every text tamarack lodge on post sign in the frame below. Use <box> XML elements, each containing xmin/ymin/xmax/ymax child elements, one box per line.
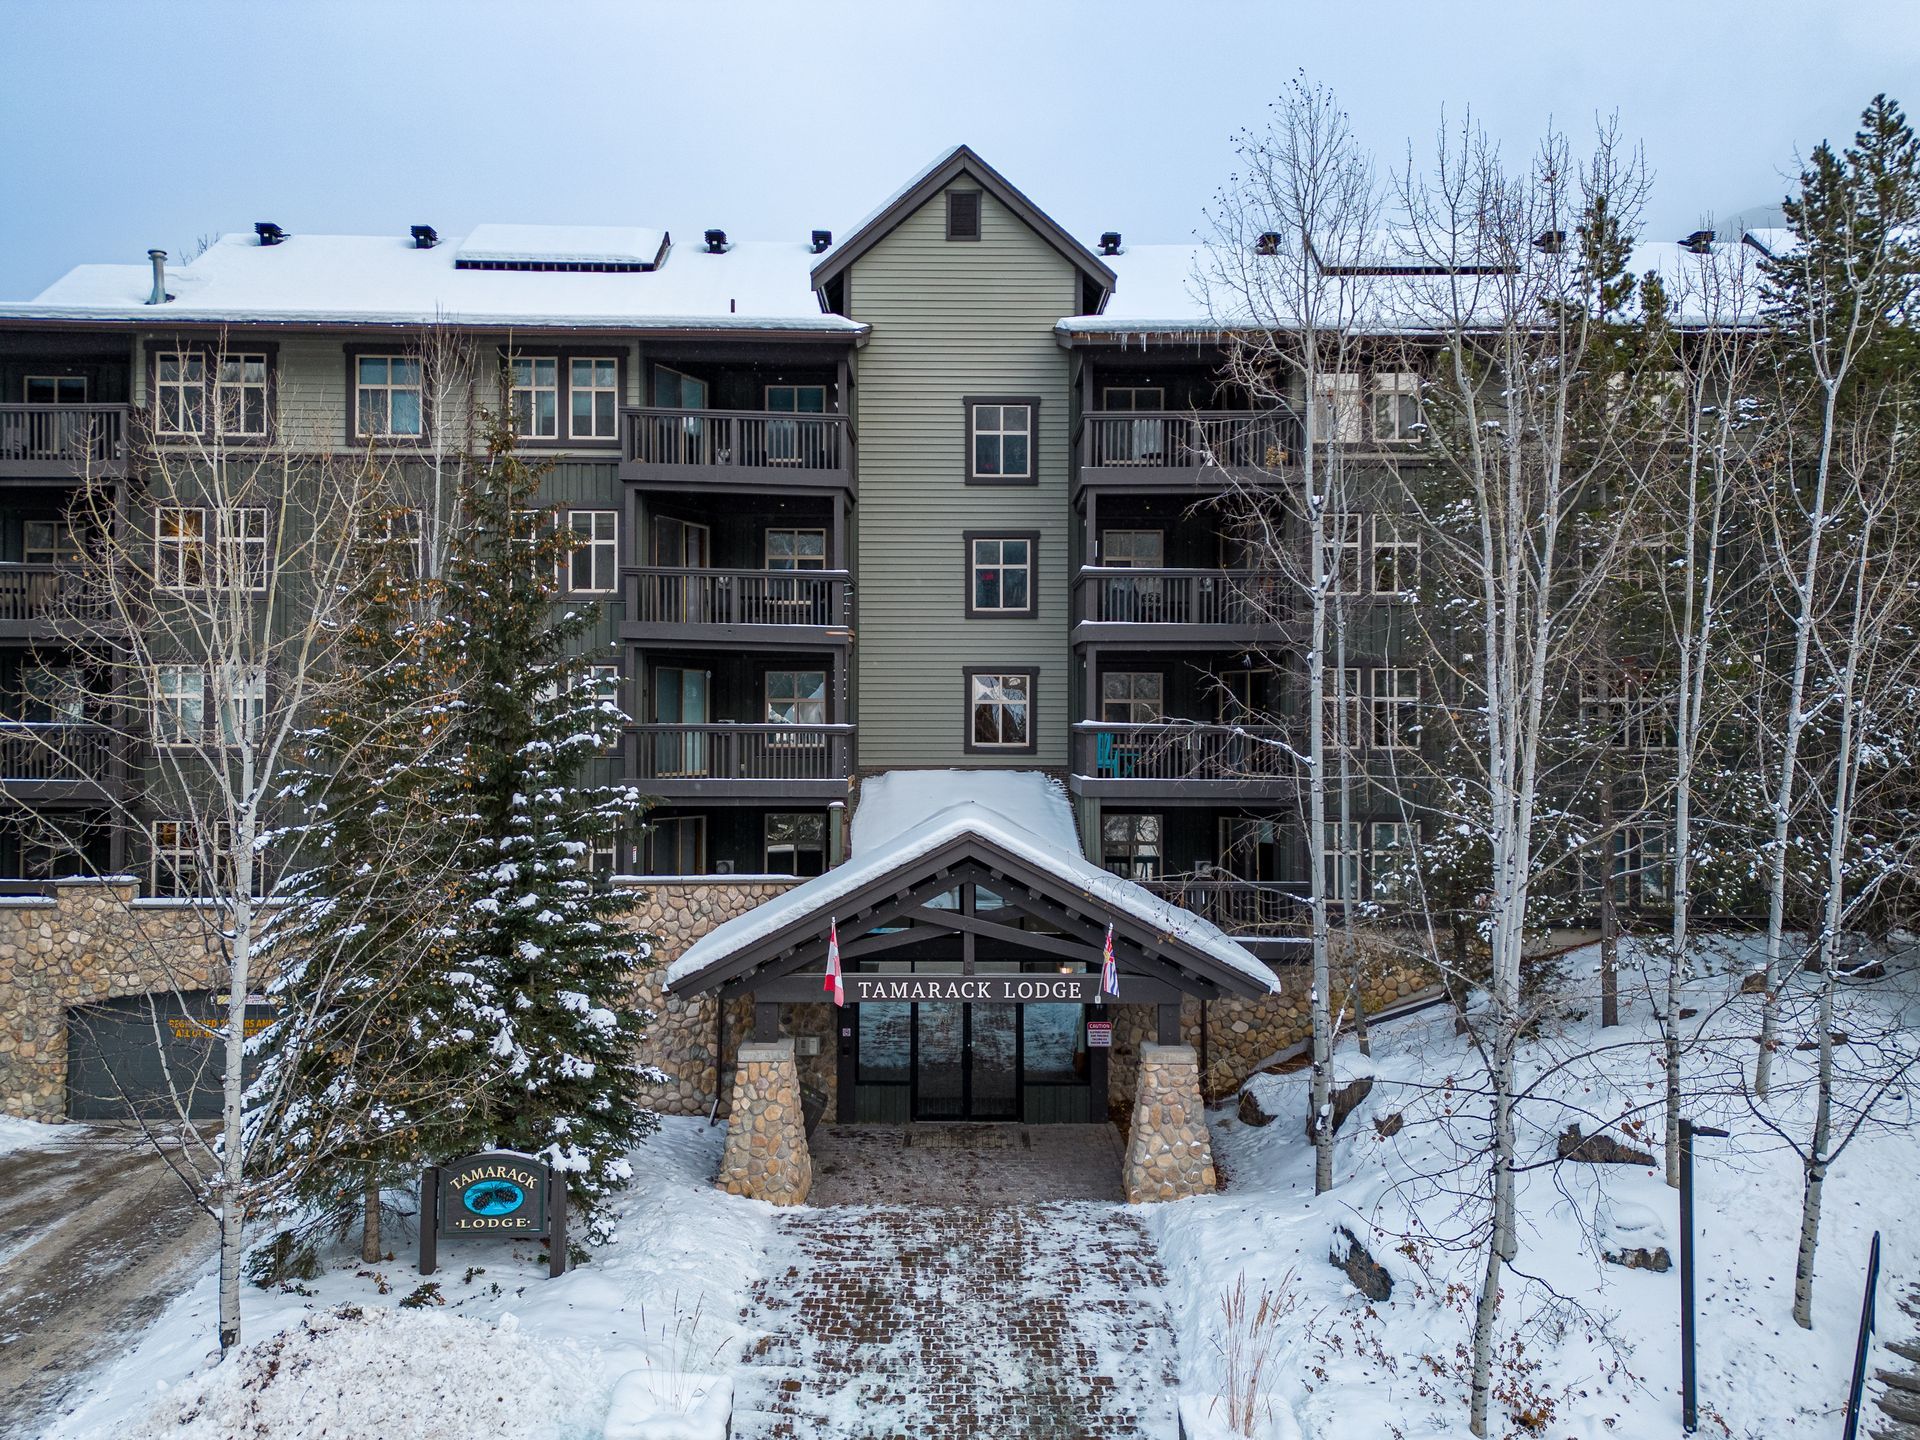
<box><xmin>419</xmin><ymin>1150</ymin><xmax>568</xmax><ymax>1279</ymax></box>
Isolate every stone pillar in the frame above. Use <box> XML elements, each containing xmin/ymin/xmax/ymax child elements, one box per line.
<box><xmin>716</xmin><ymin>1038</ymin><xmax>812</xmax><ymax>1205</ymax></box>
<box><xmin>1121</xmin><ymin>1042</ymin><xmax>1217</xmax><ymax>1203</ymax></box>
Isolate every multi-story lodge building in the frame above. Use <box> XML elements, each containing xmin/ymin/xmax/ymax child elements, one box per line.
<box><xmin>0</xmin><ymin>148</ymin><xmax>1714</xmax><ymax>1172</ymax></box>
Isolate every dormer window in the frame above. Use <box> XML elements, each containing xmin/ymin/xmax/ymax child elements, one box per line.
<box><xmin>946</xmin><ymin>190</ymin><xmax>982</xmax><ymax>242</ymax></box>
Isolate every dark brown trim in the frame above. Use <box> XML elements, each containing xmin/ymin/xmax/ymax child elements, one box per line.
<box><xmin>142</xmin><ymin>339</ymin><xmax>281</xmax><ymax>447</ymax></box>
<box><xmin>962</xmin><ymin>664</ymin><xmax>1040</xmax><ymax>756</ymax></box>
<box><xmin>343</xmin><ymin>343</ymin><xmax>433</xmax><ymax>447</ymax></box>
<box><xmin>961</xmin><ymin>529</ymin><xmax>1040</xmax><ymax>620</ymax></box>
<box><xmin>963</xmin><ymin>394</ymin><xmax>1040</xmax><ymax>486</ymax></box>
<box><xmin>495</xmin><ymin>345</ymin><xmax>626</xmax><ymax>449</ymax></box>
<box><xmin>809</xmin><ymin>145</ymin><xmax>1116</xmax><ymax>297</ymax></box>
<box><xmin>945</xmin><ymin>189</ymin><xmax>982</xmax><ymax>242</ymax></box>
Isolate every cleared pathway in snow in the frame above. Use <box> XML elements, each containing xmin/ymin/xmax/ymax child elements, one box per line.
<box><xmin>732</xmin><ymin>1125</ymin><xmax>1180</xmax><ymax>1440</ymax></box>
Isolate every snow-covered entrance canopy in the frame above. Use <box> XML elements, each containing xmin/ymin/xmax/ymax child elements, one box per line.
<box><xmin>667</xmin><ymin>770</ymin><xmax>1276</xmax><ymax>1000</ymax></box>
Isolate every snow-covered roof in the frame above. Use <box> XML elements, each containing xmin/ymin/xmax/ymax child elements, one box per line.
<box><xmin>667</xmin><ymin>769</ymin><xmax>1276</xmax><ymax>993</ymax></box>
<box><xmin>3</xmin><ymin>230</ymin><xmax>862</xmax><ymax>334</ymax></box>
<box><xmin>453</xmin><ymin>223</ymin><xmax>669</xmax><ymax>269</ymax></box>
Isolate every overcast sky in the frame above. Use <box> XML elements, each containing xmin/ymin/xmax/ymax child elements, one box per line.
<box><xmin>3</xmin><ymin>0</ymin><xmax>1916</xmax><ymax>298</ymax></box>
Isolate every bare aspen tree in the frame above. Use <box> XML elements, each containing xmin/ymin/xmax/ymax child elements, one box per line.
<box><xmin>1198</xmin><ymin>77</ymin><xmax>1379</xmax><ymax>1195</ymax></box>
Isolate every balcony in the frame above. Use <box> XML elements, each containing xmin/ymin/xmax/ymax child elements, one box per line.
<box><xmin>1074</xmin><ymin>410</ymin><xmax>1295</xmax><ymax>493</ymax></box>
<box><xmin>622</xmin><ymin>567</ymin><xmax>852</xmax><ymax>648</ymax></box>
<box><xmin>1071</xmin><ymin>721</ymin><xmax>1296</xmax><ymax>799</ymax></box>
<box><xmin>1146</xmin><ymin>876</ymin><xmax>1308</xmax><ymax>940</ymax></box>
<box><xmin>620</xmin><ymin>408</ymin><xmax>853</xmax><ymax>492</ymax></box>
<box><xmin>0</xmin><ymin>566</ymin><xmax>110</xmax><ymax>639</ymax></box>
<box><xmin>625</xmin><ymin>722</ymin><xmax>853</xmax><ymax>800</ymax></box>
<box><xmin>0</xmin><ymin>722</ymin><xmax>114</xmax><ymax>798</ymax></box>
<box><xmin>0</xmin><ymin>405</ymin><xmax>130</xmax><ymax>480</ymax></box>
<box><xmin>1072</xmin><ymin>567</ymin><xmax>1290</xmax><ymax>646</ymax></box>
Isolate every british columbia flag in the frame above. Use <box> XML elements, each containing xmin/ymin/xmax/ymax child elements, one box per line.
<box><xmin>824</xmin><ymin>917</ymin><xmax>845</xmax><ymax>1007</ymax></box>
<box><xmin>1099</xmin><ymin>923</ymin><xmax>1119</xmax><ymax>1004</ymax></box>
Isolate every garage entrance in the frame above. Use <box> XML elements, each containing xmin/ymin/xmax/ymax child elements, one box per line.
<box><xmin>65</xmin><ymin>991</ymin><xmax>276</xmax><ymax>1121</ymax></box>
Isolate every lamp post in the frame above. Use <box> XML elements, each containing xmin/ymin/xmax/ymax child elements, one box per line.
<box><xmin>1680</xmin><ymin>1117</ymin><xmax>1730</xmax><ymax>1433</ymax></box>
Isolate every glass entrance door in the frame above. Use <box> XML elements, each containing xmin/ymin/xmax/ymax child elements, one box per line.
<box><xmin>911</xmin><ymin>1001</ymin><xmax>1020</xmax><ymax>1121</ymax></box>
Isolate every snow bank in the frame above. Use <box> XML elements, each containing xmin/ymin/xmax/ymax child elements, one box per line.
<box><xmin>0</xmin><ymin>1113</ymin><xmax>63</xmax><ymax>1156</ymax></box>
<box><xmin>48</xmin><ymin>1118</ymin><xmax>773</xmax><ymax>1440</ymax></box>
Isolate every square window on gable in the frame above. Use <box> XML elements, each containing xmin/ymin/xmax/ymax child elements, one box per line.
<box><xmin>946</xmin><ymin>190</ymin><xmax>982</xmax><ymax>241</ymax></box>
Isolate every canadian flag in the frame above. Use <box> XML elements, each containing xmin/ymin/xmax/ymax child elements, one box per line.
<box><xmin>824</xmin><ymin>917</ymin><xmax>845</xmax><ymax>1007</ymax></box>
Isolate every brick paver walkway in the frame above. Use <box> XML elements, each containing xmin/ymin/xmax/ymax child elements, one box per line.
<box><xmin>731</xmin><ymin>1125</ymin><xmax>1180</xmax><ymax>1440</ymax></box>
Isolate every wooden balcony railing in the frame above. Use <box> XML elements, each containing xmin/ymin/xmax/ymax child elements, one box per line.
<box><xmin>0</xmin><ymin>565</ymin><xmax>107</xmax><ymax>625</ymax></box>
<box><xmin>1077</xmin><ymin>410</ymin><xmax>1296</xmax><ymax>473</ymax></box>
<box><xmin>0</xmin><ymin>722</ymin><xmax>112</xmax><ymax>785</ymax></box>
<box><xmin>1074</xmin><ymin>568</ymin><xmax>1289</xmax><ymax>626</ymax></box>
<box><xmin>1074</xmin><ymin>722</ymin><xmax>1295</xmax><ymax>782</ymax></box>
<box><xmin>0</xmin><ymin>404</ymin><xmax>129</xmax><ymax>472</ymax></box>
<box><xmin>1144</xmin><ymin>877</ymin><xmax>1309</xmax><ymax>936</ymax></box>
<box><xmin>622</xmin><ymin>408</ymin><xmax>852</xmax><ymax>475</ymax></box>
<box><xmin>629</xmin><ymin>723</ymin><xmax>853</xmax><ymax>783</ymax></box>
<box><xmin>626</xmin><ymin>567</ymin><xmax>850</xmax><ymax>629</ymax></box>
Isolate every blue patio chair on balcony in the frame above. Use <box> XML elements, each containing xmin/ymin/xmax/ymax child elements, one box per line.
<box><xmin>1096</xmin><ymin>730</ymin><xmax>1137</xmax><ymax>779</ymax></box>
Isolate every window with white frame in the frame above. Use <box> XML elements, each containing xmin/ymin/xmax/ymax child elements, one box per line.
<box><xmin>1101</xmin><ymin>812</ymin><xmax>1162</xmax><ymax>880</ymax></box>
<box><xmin>1579</xmin><ymin>669</ymin><xmax>1670</xmax><ymax>749</ymax></box>
<box><xmin>565</xmin><ymin>510</ymin><xmax>618</xmax><ymax>593</ymax></box>
<box><xmin>155</xmin><ymin>507</ymin><xmax>206</xmax><ymax>589</ymax></box>
<box><xmin>968</xmin><ymin>401</ymin><xmax>1034</xmax><ymax>481</ymax></box>
<box><xmin>1326</xmin><ymin>512</ymin><xmax>1363</xmax><ymax>591</ymax></box>
<box><xmin>354</xmin><ymin>355</ymin><xmax>423</xmax><ymax>438</ymax></box>
<box><xmin>1368</xmin><ymin>821</ymin><xmax>1416</xmax><ymax>900</ymax></box>
<box><xmin>510</xmin><ymin>508</ymin><xmax>547</xmax><ymax>579</ymax></box>
<box><xmin>510</xmin><ymin>356</ymin><xmax>559</xmax><ymax>439</ymax></box>
<box><xmin>154</xmin><ymin>353</ymin><xmax>206</xmax><ymax>436</ymax></box>
<box><xmin>1323</xmin><ymin>666</ymin><xmax>1362</xmax><ymax>751</ymax></box>
<box><xmin>214</xmin><ymin>353</ymin><xmax>268</xmax><ymax>437</ymax></box>
<box><xmin>967</xmin><ymin>669</ymin><xmax>1034</xmax><ymax>750</ymax></box>
<box><xmin>153</xmin><ymin>665</ymin><xmax>204</xmax><ymax>745</ymax></box>
<box><xmin>1369</xmin><ymin>668</ymin><xmax>1418</xmax><ymax>749</ymax></box>
<box><xmin>1325</xmin><ymin>821</ymin><xmax>1361</xmax><ymax>901</ymax></box>
<box><xmin>765</xmin><ymin>812</ymin><xmax>827</xmax><ymax>877</ymax></box>
<box><xmin>360</xmin><ymin>507</ymin><xmax>425</xmax><ymax>579</ymax></box>
<box><xmin>765</xmin><ymin>669</ymin><xmax>827</xmax><ymax>733</ymax></box>
<box><xmin>570</xmin><ymin>357</ymin><xmax>620</xmax><ymax>440</ymax></box>
<box><xmin>968</xmin><ymin>534</ymin><xmax>1034</xmax><ymax>616</ymax></box>
<box><xmin>1371</xmin><ymin>372</ymin><xmax>1421</xmax><ymax>441</ymax></box>
<box><xmin>151</xmin><ymin>819</ymin><xmax>203</xmax><ymax>897</ymax></box>
<box><xmin>220</xmin><ymin>507</ymin><xmax>270</xmax><ymax>591</ymax></box>
<box><xmin>1310</xmin><ymin>372</ymin><xmax>1364</xmax><ymax>443</ymax></box>
<box><xmin>1371</xmin><ymin>516</ymin><xmax>1418</xmax><ymax>594</ymax></box>
<box><xmin>1101</xmin><ymin>529</ymin><xmax>1164</xmax><ymax>568</ymax></box>
<box><xmin>1101</xmin><ymin>671</ymin><xmax>1164</xmax><ymax>724</ymax></box>
<box><xmin>214</xmin><ymin>663</ymin><xmax>268</xmax><ymax>747</ymax></box>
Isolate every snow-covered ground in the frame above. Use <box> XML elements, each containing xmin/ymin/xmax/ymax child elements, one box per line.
<box><xmin>1155</xmin><ymin>936</ymin><xmax>1920</xmax><ymax>1439</ymax></box>
<box><xmin>42</xmin><ymin>1118</ymin><xmax>772</xmax><ymax>1440</ymax></box>
<box><xmin>0</xmin><ymin>1113</ymin><xmax>63</xmax><ymax>1156</ymax></box>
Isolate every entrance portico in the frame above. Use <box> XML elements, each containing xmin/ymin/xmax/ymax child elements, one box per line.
<box><xmin>664</xmin><ymin>771</ymin><xmax>1277</xmax><ymax>1202</ymax></box>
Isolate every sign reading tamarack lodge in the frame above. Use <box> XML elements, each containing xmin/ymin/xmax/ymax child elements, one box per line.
<box><xmin>419</xmin><ymin>1150</ymin><xmax>568</xmax><ymax>1278</ymax></box>
<box><xmin>845</xmin><ymin>975</ymin><xmax>1103</xmax><ymax>1004</ymax></box>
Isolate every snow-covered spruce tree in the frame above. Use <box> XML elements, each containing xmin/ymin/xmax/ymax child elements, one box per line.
<box><xmin>439</xmin><ymin>404</ymin><xmax>660</xmax><ymax>1245</ymax></box>
<box><xmin>249</xmin><ymin>498</ymin><xmax>481</xmax><ymax>1265</ymax></box>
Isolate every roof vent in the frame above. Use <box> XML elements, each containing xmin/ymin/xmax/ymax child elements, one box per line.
<box><xmin>255</xmin><ymin>222</ymin><xmax>288</xmax><ymax>247</ymax></box>
<box><xmin>1255</xmin><ymin>231</ymin><xmax>1281</xmax><ymax>257</ymax></box>
<box><xmin>704</xmin><ymin>229</ymin><xmax>728</xmax><ymax>254</ymax></box>
<box><xmin>1682</xmin><ymin>229</ymin><xmax>1716</xmax><ymax>254</ymax></box>
<box><xmin>1534</xmin><ymin>229</ymin><xmax>1566</xmax><ymax>254</ymax></box>
<box><xmin>1099</xmin><ymin>231</ymin><xmax>1122</xmax><ymax>256</ymax></box>
<box><xmin>146</xmin><ymin>249</ymin><xmax>170</xmax><ymax>305</ymax></box>
<box><xmin>810</xmin><ymin>229</ymin><xmax>833</xmax><ymax>254</ymax></box>
<box><xmin>410</xmin><ymin>225</ymin><xmax>439</xmax><ymax>250</ymax></box>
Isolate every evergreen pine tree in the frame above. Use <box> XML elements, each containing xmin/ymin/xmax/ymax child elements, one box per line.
<box><xmin>439</xmin><ymin>405</ymin><xmax>660</xmax><ymax>1245</ymax></box>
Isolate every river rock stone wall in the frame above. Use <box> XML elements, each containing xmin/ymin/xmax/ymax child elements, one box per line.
<box><xmin>1121</xmin><ymin>1042</ymin><xmax>1216</xmax><ymax>1203</ymax></box>
<box><xmin>716</xmin><ymin>1038</ymin><xmax>812</xmax><ymax>1205</ymax></box>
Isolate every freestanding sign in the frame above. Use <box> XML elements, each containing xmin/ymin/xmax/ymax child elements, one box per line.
<box><xmin>419</xmin><ymin>1150</ymin><xmax>567</xmax><ymax>1278</ymax></box>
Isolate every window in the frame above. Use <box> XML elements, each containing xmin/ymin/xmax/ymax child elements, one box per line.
<box><xmin>644</xmin><ymin>816</ymin><xmax>707</xmax><ymax>875</ymax></box>
<box><xmin>155</xmin><ymin>507</ymin><xmax>206</xmax><ymax>589</ymax></box>
<box><xmin>765</xmin><ymin>670</ymin><xmax>827</xmax><ymax>729</ymax></box>
<box><xmin>220</xmin><ymin>507</ymin><xmax>270</xmax><ymax>591</ymax></box>
<box><xmin>589</xmin><ymin>834</ymin><xmax>619</xmax><ymax>878</ymax></box>
<box><xmin>360</xmin><ymin>507</ymin><xmax>425</xmax><ymax>580</ymax></box>
<box><xmin>967</xmin><ymin>533</ymin><xmax>1036</xmax><ymax>617</ymax></box>
<box><xmin>1101</xmin><ymin>387</ymin><xmax>1166</xmax><ymax>464</ymax></box>
<box><xmin>214</xmin><ymin>663</ymin><xmax>268</xmax><ymax>747</ymax></box>
<box><xmin>765</xmin><ymin>813</ymin><xmax>827</xmax><ymax>878</ymax></box>
<box><xmin>510</xmin><ymin>356</ymin><xmax>559</xmax><ymax>439</ymax></box>
<box><xmin>214</xmin><ymin>353</ymin><xmax>268</xmax><ymax>437</ymax></box>
<box><xmin>565</xmin><ymin>510</ymin><xmax>618</xmax><ymax>593</ymax></box>
<box><xmin>1324</xmin><ymin>666</ymin><xmax>1362</xmax><ymax>750</ymax></box>
<box><xmin>1101</xmin><ymin>671</ymin><xmax>1164</xmax><ymax>724</ymax></box>
<box><xmin>1101</xmin><ymin>813</ymin><xmax>1162</xmax><ymax>880</ymax></box>
<box><xmin>153</xmin><ymin>665</ymin><xmax>205</xmax><ymax>745</ymax></box>
<box><xmin>1579</xmin><ymin>670</ymin><xmax>1671</xmax><ymax>750</ymax></box>
<box><xmin>1325</xmin><ymin>821</ymin><xmax>1361</xmax><ymax>901</ymax></box>
<box><xmin>154</xmin><ymin>353</ymin><xmax>205</xmax><ymax>436</ymax></box>
<box><xmin>1369</xmin><ymin>668</ymin><xmax>1418</xmax><ymax>750</ymax></box>
<box><xmin>966</xmin><ymin>669</ymin><xmax>1035</xmax><ymax>752</ymax></box>
<box><xmin>1101</xmin><ymin>530</ymin><xmax>1164</xmax><ymax>568</ymax></box>
<box><xmin>765</xmin><ymin>529</ymin><xmax>826</xmax><ymax>570</ymax></box>
<box><xmin>765</xmin><ymin>385</ymin><xmax>828</xmax><ymax>465</ymax></box>
<box><xmin>1326</xmin><ymin>512</ymin><xmax>1364</xmax><ymax>591</ymax></box>
<box><xmin>23</xmin><ymin>375</ymin><xmax>86</xmax><ymax>404</ymax></box>
<box><xmin>946</xmin><ymin>189</ymin><xmax>982</xmax><ymax>241</ymax></box>
<box><xmin>1310</xmin><ymin>372</ymin><xmax>1364</xmax><ymax>444</ymax></box>
<box><xmin>569</xmin><ymin>357</ymin><xmax>620</xmax><ymax>440</ymax></box>
<box><xmin>23</xmin><ymin>520</ymin><xmax>81</xmax><ymax>567</ymax></box>
<box><xmin>1368</xmin><ymin>822</ymin><xmax>1416</xmax><ymax>900</ymax></box>
<box><xmin>151</xmin><ymin>819</ymin><xmax>203</xmax><ymax>897</ymax></box>
<box><xmin>967</xmin><ymin>399</ymin><xmax>1035</xmax><ymax>482</ymax></box>
<box><xmin>1371</xmin><ymin>516</ymin><xmax>1418</xmax><ymax>594</ymax></box>
<box><xmin>1371</xmin><ymin>373</ymin><xmax>1421</xmax><ymax>441</ymax></box>
<box><xmin>354</xmin><ymin>355</ymin><xmax>423</xmax><ymax>438</ymax></box>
